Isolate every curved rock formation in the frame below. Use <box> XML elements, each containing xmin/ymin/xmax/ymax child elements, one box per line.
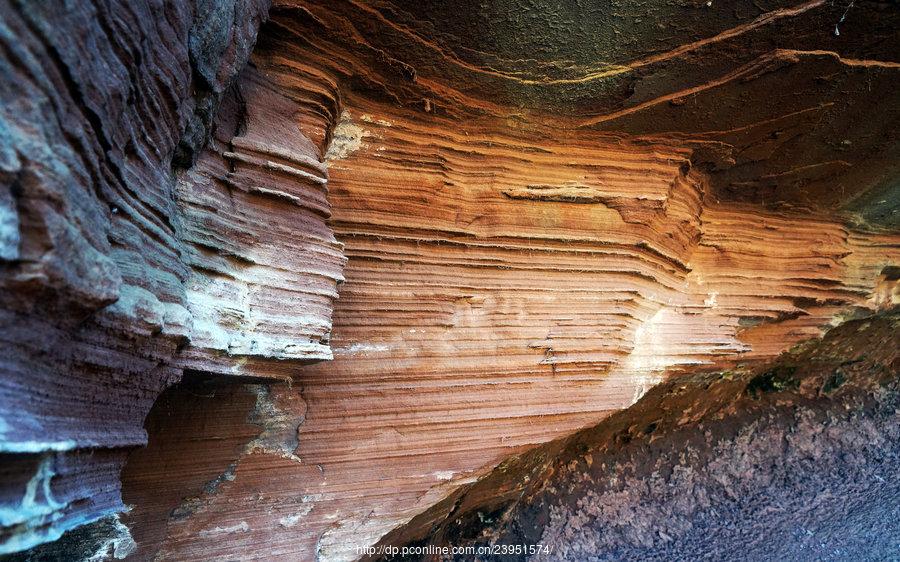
<box><xmin>1</xmin><ymin>0</ymin><xmax>899</xmax><ymax>560</ymax></box>
<box><xmin>0</xmin><ymin>0</ymin><xmax>344</xmax><ymax>553</ymax></box>
<box><xmin>0</xmin><ymin>0</ymin><xmax>267</xmax><ymax>552</ymax></box>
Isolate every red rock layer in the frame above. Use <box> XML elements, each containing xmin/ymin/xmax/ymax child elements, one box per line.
<box><xmin>175</xmin><ymin>65</ymin><xmax>346</xmax><ymax>375</ymax></box>
<box><xmin>271</xmin><ymin>0</ymin><xmax>900</xmax><ymax>217</ymax></box>
<box><xmin>2</xmin><ymin>0</ymin><xmax>899</xmax><ymax>559</ymax></box>
<box><xmin>126</xmin><ymin>21</ymin><xmax>899</xmax><ymax>556</ymax></box>
<box><xmin>293</xmin><ymin>116</ymin><xmax>900</xmax><ymax>561</ymax></box>
<box><xmin>368</xmin><ymin>309</ymin><xmax>900</xmax><ymax>561</ymax></box>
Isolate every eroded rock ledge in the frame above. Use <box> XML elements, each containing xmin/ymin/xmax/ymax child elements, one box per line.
<box><xmin>1</xmin><ymin>0</ymin><xmax>899</xmax><ymax>560</ymax></box>
<box><xmin>0</xmin><ymin>0</ymin><xmax>345</xmax><ymax>553</ymax></box>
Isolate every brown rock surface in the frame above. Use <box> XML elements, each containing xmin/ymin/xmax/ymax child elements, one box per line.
<box><xmin>120</xmin><ymin>5</ymin><xmax>898</xmax><ymax>559</ymax></box>
<box><xmin>0</xmin><ymin>0</ymin><xmax>264</xmax><ymax>551</ymax></box>
<box><xmin>1</xmin><ymin>0</ymin><xmax>899</xmax><ymax>560</ymax></box>
<box><xmin>0</xmin><ymin>0</ymin><xmax>344</xmax><ymax>553</ymax></box>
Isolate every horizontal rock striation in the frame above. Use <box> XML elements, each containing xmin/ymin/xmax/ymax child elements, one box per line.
<box><xmin>117</xmin><ymin>6</ymin><xmax>900</xmax><ymax>559</ymax></box>
<box><xmin>369</xmin><ymin>309</ymin><xmax>900</xmax><ymax>561</ymax></box>
<box><xmin>2</xmin><ymin>0</ymin><xmax>899</xmax><ymax>560</ymax></box>
<box><xmin>273</xmin><ymin>0</ymin><xmax>900</xmax><ymax>225</ymax></box>
<box><xmin>0</xmin><ymin>0</ymin><xmax>246</xmax><ymax>550</ymax></box>
<box><xmin>175</xmin><ymin>64</ymin><xmax>345</xmax><ymax>375</ymax></box>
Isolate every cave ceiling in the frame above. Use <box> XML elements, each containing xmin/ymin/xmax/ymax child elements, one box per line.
<box><xmin>275</xmin><ymin>0</ymin><xmax>900</xmax><ymax>224</ymax></box>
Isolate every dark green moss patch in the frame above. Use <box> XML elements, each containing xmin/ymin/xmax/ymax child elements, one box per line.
<box><xmin>822</xmin><ymin>370</ymin><xmax>846</xmax><ymax>394</ymax></box>
<box><xmin>745</xmin><ymin>366</ymin><xmax>799</xmax><ymax>398</ymax></box>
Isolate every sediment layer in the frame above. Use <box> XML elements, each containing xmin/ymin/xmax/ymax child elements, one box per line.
<box><xmin>1</xmin><ymin>0</ymin><xmax>899</xmax><ymax>559</ymax></box>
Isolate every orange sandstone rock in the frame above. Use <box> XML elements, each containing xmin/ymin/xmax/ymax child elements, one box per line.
<box><xmin>2</xmin><ymin>0</ymin><xmax>899</xmax><ymax>560</ymax></box>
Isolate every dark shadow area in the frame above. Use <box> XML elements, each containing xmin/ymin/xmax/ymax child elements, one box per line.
<box><xmin>118</xmin><ymin>374</ymin><xmax>263</xmax><ymax>561</ymax></box>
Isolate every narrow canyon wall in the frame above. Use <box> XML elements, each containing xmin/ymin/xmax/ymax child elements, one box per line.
<box><xmin>1</xmin><ymin>0</ymin><xmax>899</xmax><ymax>560</ymax></box>
<box><xmin>0</xmin><ymin>0</ymin><xmax>264</xmax><ymax>551</ymax></box>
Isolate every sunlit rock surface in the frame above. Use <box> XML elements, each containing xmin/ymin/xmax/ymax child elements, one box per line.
<box><xmin>1</xmin><ymin>0</ymin><xmax>899</xmax><ymax>559</ymax></box>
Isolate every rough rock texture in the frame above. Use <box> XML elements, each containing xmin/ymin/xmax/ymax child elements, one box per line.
<box><xmin>1</xmin><ymin>0</ymin><xmax>900</xmax><ymax>560</ymax></box>
<box><xmin>174</xmin><ymin>63</ymin><xmax>345</xmax><ymax>374</ymax></box>
<box><xmin>369</xmin><ymin>309</ymin><xmax>900</xmax><ymax>561</ymax></box>
<box><xmin>117</xmin><ymin>4</ymin><xmax>899</xmax><ymax>560</ymax></box>
<box><xmin>277</xmin><ymin>0</ymin><xmax>900</xmax><ymax>226</ymax></box>
<box><xmin>0</xmin><ymin>0</ymin><xmax>345</xmax><ymax>553</ymax></box>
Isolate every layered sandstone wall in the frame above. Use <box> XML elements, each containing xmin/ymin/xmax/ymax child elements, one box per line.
<box><xmin>114</xmin><ymin>11</ymin><xmax>898</xmax><ymax>558</ymax></box>
<box><xmin>175</xmin><ymin>64</ymin><xmax>345</xmax><ymax>375</ymax></box>
<box><xmin>1</xmin><ymin>0</ymin><xmax>899</xmax><ymax>560</ymax></box>
<box><xmin>369</xmin><ymin>309</ymin><xmax>900</xmax><ymax>561</ymax></box>
<box><xmin>0</xmin><ymin>0</ymin><xmax>344</xmax><ymax>553</ymax></box>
